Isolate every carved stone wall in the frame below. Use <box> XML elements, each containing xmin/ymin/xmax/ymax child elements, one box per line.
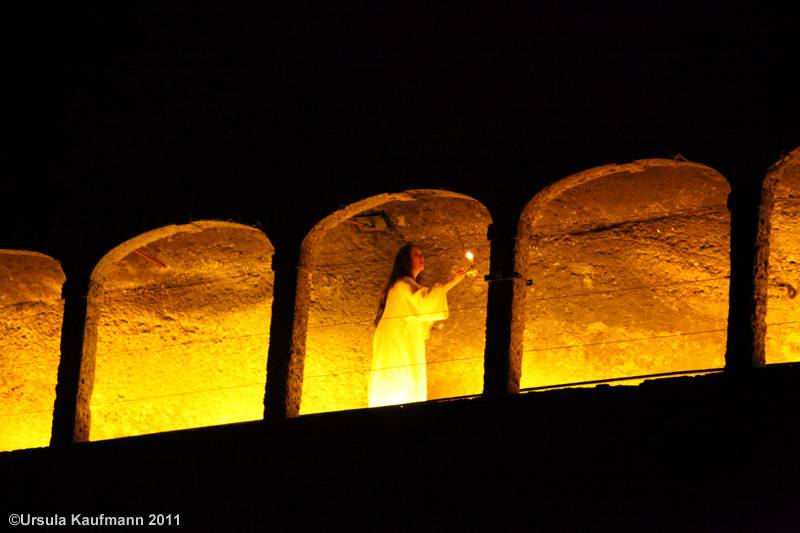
<box><xmin>519</xmin><ymin>160</ymin><xmax>731</xmax><ymax>388</ymax></box>
<box><xmin>0</xmin><ymin>251</ymin><xmax>65</xmax><ymax>451</ymax></box>
<box><xmin>300</xmin><ymin>190</ymin><xmax>491</xmax><ymax>414</ymax></box>
<box><xmin>86</xmin><ymin>221</ymin><xmax>274</xmax><ymax>440</ymax></box>
<box><xmin>764</xmin><ymin>148</ymin><xmax>800</xmax><ymax>363</ymax></box>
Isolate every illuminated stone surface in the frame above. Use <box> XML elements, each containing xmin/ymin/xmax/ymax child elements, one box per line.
<box><xmin>0</xmin><ymin>251</ymin><xmax>65</xmax><ymax>451</ymax></box>
<box><xmin>765</xmin><ymin>149</ymin><xmax>800</xmax><ymax>363</ymax></box>
<box><xmin>301</xmin><ymin>191</ymin><xmax>491</xmax><ymax>414</ymax></box>
<box><xmin>88</xmin><ymin>221</ymin><xmax>273</xmax><ymax>440</ymax></box>
<box><xmin>520</xmin><ymin>160</ymin><xmax>730</xmax><ymax>388</ymax></box>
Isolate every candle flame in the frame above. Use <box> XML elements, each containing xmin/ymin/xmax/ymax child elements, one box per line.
<box><xmin>465</xmin><ymin>251</ymin><xmax>474</xmax><ymax>262</ymax></box>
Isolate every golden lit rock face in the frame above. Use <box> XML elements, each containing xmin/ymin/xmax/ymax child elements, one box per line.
<box><xmin>88</xmin><ymin>222</ymin><xmax>273</xmax><ymax>441</ymax></box>
<box><xmin>766</xmin><ymin>150</ymin><xmax>800</xmax><ymax>363</ymax></box>
<box><xmin>301</xmin><ymin>191</ymin><xmax>491</xmax><ymax>414</ymax></box>
<box><xmin>0</xmin><ymin>251</ymin><xmax>65</xmax><ymax>451</ymax></box>
<box><xmin>521</xmin><ymin>161</ymin><xmax>730</xmax><ymax>388</ymax></box>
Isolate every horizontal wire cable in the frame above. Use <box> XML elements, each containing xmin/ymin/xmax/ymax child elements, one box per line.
<box><xmin>0</xmin><ymin>270</ymin><xmax>771</xmax><ymax>365</ymax></box>
<box><xmin>307</xmin><ymin>304</ymin><xmax>487</xmax><ymax>330</ymax></box>
<box><xmin>0</xmin><ymin>407</ymin><xmax>56</xmax><ymax>418</ymax></box>
<box><xmin>13</xmin><ymin>321</ymin><xmax>800</xmax><ymax>417</ymax></box>
<box><xmin>2</xmin><ymin>378</ymin><xmax>267</xmax><ymax>416</ymax></box>
<box><xmin>8</xmin><ymin>263</ymin><xmax>787</xmax><ymax>371</ymax></box>
<box><xmin>10</xmin><ymin>326</ymin><xmax>742</xmax><ymax>413</ymax></box>
<box><xmin>307</xmin><ymin>274</ymin><xmax>732</xmax><ymax>330</ymax></box>
<box><xmin>90</xmin><ymin>380</ymin><xmax>267</xmax><ymax>408</ymax></box>
<box><xmin>527</xmin><ymin>275</ymin><xmax>730</xmax><ymax>302</ymax></box>
<box><xmin>522</xmin><ymin>327</ymin><xmax>728</xmax><ymax>353</ymax></box>
<box><xmin>3</xmin><ymin>324</ymin><xmax>735</xmax><ymax>414</ymax></box>
<box><xmin>3</xmin><ymin>354</ymin><xmax>486</xmax><ymax>415</ymax></box>
<box><xmin>94</xmin><ymin>331</ymin><xmax>271</xmax><ymax>358</ymax></box>
<box><xmin>303</xmin><ymin>354</ymin><xmax>485</xmax><ymax>380</ymax></box>
<box><xmin>9</xmin><ymin>325</ymin><xmax>800</xmax><ymax>417</ymax></box>
<box><xmin>765</xmin><ymin>320</ymin><xmax>800</xmax><ymax>328</ymax></box>
<box><xmin>2</xmin><ymin>271</ymin><xmax>739</xmax><ymax>370</ymax></box>
<box><xmin>0</xmin><ymin>332</ymin><xmax>272</xmax><ymax>372</ymax></box>
<box><xmin>2</xmin><ymin>359</ymin><xmax>62</xmax><ymax>372</ymax></box>
<box><xmin>3</xmin><ymin>381</ymin><xmax>266</xmax><ymax>416</ymax></box>
<box><xmin>7</xmin><ymin>320</ymin><xmax>800</xmax><ymax>386</ymax></box>
<box><xmin>0</xmin><ymin>265</ymin><xmax>759</xmax><ymax>370</ymax></box>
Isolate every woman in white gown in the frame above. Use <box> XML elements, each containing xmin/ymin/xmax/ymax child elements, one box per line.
<box><xmin>369</xmin><ymin>244</ymin><xmax>466</xmax><ymax>407</ymax></box>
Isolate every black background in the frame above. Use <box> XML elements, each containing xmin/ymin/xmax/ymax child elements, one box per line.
<box><xmin>5</xmin><ymin>3</ymin><xmax>799</xmax><ymax>260</ymax></box>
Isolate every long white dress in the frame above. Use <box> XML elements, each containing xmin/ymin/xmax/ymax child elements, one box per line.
<box><xmin>369</xmin><ymin>276</ymin><xmax>449</xmax><ymax>407</ymax></box>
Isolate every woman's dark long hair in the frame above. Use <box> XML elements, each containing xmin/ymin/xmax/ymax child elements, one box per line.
<box><xmin>374</xmin><ymin>243</ymin><xmax>417</xmax><ymax>326</ymax></box>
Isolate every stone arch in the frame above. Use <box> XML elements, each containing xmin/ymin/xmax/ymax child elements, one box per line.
<box><xmin>762</xmin><ymin>147</ymin><xmax>800</xmax><ymax>364</ymax></box>
<box><xmin>0</xmin><ymin>250</ymin><xmax>65</xmax><ymax>451</ymax></box>
<box><xmin>297</xmin><ymin>190</ymin><xmax>492</xmax><ymax>414</ymax></box>
<box><xmin>83</xmin><ymin>220</ymin><xmax>274</xmax><ymax>440</ymax></box>
<box><xmin>517</xmin><ymin>159</ymin><xmax>731</xmax><ymax>388</ymax></box>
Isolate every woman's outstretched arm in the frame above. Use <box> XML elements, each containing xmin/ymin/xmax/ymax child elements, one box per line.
<box><xmin>439</xmin><ymin>266</ymin><xmax>467</xmax><ymax>293</ymax></box>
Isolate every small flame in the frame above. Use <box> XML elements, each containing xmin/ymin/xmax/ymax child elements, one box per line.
<box><xmin>465</xmin><ymin>251</ymin><xmax>474</xmax><ymax>262</ymax></box>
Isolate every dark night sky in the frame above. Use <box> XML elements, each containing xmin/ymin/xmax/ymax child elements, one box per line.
<box><xmin>4</xmin><ymin>3</ymin><xmax>799</xmax><ymax>256</ymax></box>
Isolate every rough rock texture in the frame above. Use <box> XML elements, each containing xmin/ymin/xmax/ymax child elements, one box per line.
<box><xmin>765</xmin><ymin>149</ymin><xmax>800</xmax><ymax>363</ymax></box>
<box><xmin>0</xmin><ymin>251</ymin><xmax>65</xmax><ymax>451</ymax></box>
<box><xmin>301</xmin><ymin>192</ymin><xmax>491</xmax><ymax>414</ymax></box>
<box><xmin>89</xmin><ymin>222</ymin><xmax>273</xmax><ymax>441</ymax></box>
<box><xmin>520</xmin><ymin>161</ymin><xmax>730</xmax><ymax>388</ymax></box>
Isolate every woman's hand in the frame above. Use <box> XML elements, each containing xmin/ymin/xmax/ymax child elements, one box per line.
<box><xmin>444</xmin><ymin>266</ymin><xmax>467</xmax><ymax>291</ymax></box>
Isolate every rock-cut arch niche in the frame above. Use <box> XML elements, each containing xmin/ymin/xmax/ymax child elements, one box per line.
<box><xmin>518</xmin><ymin>159</ymin><xmax>730</xmax><ymax>389</ymax></box>
<box><xmin>0</xmin><ymin>250</ymin><xmax>65</xmax><ymax>451</ymax></box>
<box><xmin>84</xmin><ymin>221</ymin><xmax>274</xmax><ymax>441</ymax></box>
<box><xmin>299</xmin><ymin>190</ymin><xmax>491</xmax><ymax>414</ymax></box>
<box><xmin>764</xmin><ymin>147</ymin><xmax>800</xmax><ymax>364</ymax></box>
